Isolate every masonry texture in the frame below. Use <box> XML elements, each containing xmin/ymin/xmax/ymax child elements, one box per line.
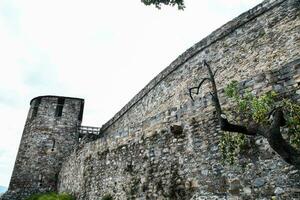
<box><xmin>2</xmin><ymin>0</ymin><xmax>300</xmax><ymax>199</ymax></box>
<box><xmin>58</xmin><ymin>0</ymin><xmax>300</xmax><ymax>199</ymax></box>
<box><xmin>1</xmin><ymin>96</ymin><xmax>84</xmax><ymax>200</ymax></box>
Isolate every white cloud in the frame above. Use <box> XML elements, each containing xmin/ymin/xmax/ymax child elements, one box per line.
<box><xmin>0</xmin><ymin>105</ymin><xmax>27</xmax><ymax>186</ymax></box>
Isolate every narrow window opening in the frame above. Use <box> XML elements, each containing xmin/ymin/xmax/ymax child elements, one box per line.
<box><xmin>54</xmin><ymin>173</ymin><xmax>59</xmax><ymax>185</ymax></box>
<box><xmin>78</xmin><ymin>101</ymin><xmax>84</xmax><ymax>121</ymax></box>
<box><xmin>51</xmin><ymin>139</ymin><xmax>56</xmax><ymax>151</ymax></box>
<box><xmin>55</xmin><ymin>98</ymin><xmax>65</xmax><ymax>117</ymax></box>
<box><xmin>38</xmin><ymin>174</ymin><xmax>43</xmax><ymax>187</ymax></box>
<box><xmin>31</xmin><ymin>98</ymin><xmax>41</xmax><ymax>119</ymax></box>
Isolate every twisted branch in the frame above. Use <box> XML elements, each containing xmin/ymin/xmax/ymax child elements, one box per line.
<box><xmin>189</xmin><ymin>60</ymin><xmax>300</xmax><ymax>168</ymax></box>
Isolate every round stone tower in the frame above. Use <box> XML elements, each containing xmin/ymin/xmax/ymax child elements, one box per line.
<box><xmin>2</xmin><ymin>96</ymin><xmax>84</xmax><ymax>200</ymax></box>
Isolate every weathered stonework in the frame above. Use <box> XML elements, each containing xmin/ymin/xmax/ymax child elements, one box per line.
<box><xmin>58</xmin><ymin>0</ymin><xmax>300</xmax><ymax>199</ymax></box>
<box><xmin>1</xmin><ymin>96</ymin><xmax>84</xmax><ymax>200</ymax></box>
<box><xmin>58</xmin><ymin>61</ymin><xmax>300</xmax><ymax>200</ymax></box>
<box><xmin>3</xmin><ymin>0</ymin><xmax>300</xmax><ymax>199</ymax></box>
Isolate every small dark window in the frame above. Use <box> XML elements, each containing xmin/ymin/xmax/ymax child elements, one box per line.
<box><xmin>38</xmin><ymin>174</ymin><xmax>43</xmax><ymax>187</ymax></box>
<box><xmin>51</xmin><ymin>139</ymin><xmax>56</xmax><ymax>151</ymax></box>
<box><xmin>31</xmin><ymin>98</ymin><xmax>41</xmax><ymax>119</ymax></box>
<box><xmin>78</xmin><ymin>101</ymin><xmax>84</xmax><ymax>121</ymax></box>
<box><xmin>55</xmin><ymin>98</ymin><xmax>65</xmax><ymax>117</ymax></box>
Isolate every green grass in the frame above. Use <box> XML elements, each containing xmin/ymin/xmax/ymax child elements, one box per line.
<box><xmin>25</xmin><ymin>192</ymin><xmax>75</xmax><ymax>200</ymax></box>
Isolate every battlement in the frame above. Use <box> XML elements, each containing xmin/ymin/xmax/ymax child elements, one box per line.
<box><xmin>30</xmin><ymin>95</ymin><xmax>84</xmax><ymax>105</ymax></box>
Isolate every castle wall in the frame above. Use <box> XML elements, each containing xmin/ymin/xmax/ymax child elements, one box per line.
<box><xmin>1</xmin><ymin>96</ymin><xmax>84</xmax><ymax>200</ymax></box>
<box><xmin>58</xmin><ymin>0</ymin><xmax>300</xmax><ymax>199</ymax></box>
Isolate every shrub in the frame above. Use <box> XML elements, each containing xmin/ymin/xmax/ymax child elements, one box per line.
<box><xmin>25</xmin><ymin>192</ymin><xmax>75</xmax><ymax>200</ymax></box>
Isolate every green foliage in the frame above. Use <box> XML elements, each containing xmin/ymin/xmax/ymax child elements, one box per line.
<box><xmin>219</xmin><ymin>132</ymin><xmax>247</xmax><ymax>165</ymax></box>
<box><xmin>282</xmin><ymin>99</ymin><xmax>300</xmax><ymax>148</ymax></box>
<box><xmin>224</xmin><ymin>81</ymin><xmax>253</xmax><ymax>118</ymax></box>
<box><xmin>101</xmin><ymin>194</ymin><xmax>113</xmax><ymax>200</ymax></box>
<box><xmin>25</xmin><ymin>192</ymin><xmax>75</xmax><ymax>200</ymax></box>
<box><xmin>220</xmin><ymin>80</ymin><xmax>300</xmax><ymax>165</ymax></box>
<box><xmin>141</xmin><ymin>0</ymin><xmax>185</xmax><ymax>10</ymax></box>
<box><xmin>224</xmin><ymin>80</ymin><xmax>239</xmax><ymax>99</ymax></box>
<box><xmin>251</xmin><ymin>91</ymin><xmax>277</xmax><ymax>124</ymax></box>
<box><xmin>224</xmin><ymin>80</ymin><xmax>278</xmax><ymax>123</ymax></box>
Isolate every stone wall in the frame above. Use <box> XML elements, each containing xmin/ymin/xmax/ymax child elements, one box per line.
<box><xmin>1</xmin><ymin>96</ymin><xmax>84</xmax><ymax>200</ymax></box>
<box><xmin>59</xmin><ymin>0</ymin><xmax>300</xmax><ymax>199</ymax></box>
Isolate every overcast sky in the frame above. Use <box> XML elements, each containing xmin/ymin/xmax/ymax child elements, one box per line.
<box><xmin>0</xmin><ymin>0</ymin><xmax>262</xmax><ymax>187</ymax></box>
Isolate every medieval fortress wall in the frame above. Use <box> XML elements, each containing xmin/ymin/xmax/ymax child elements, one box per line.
<box><xmin>2</xmin><ymin>0</ymin><xmax>300</xmax><ymax>199</ymax></box>
<box><xmin>58</xmin><ymin>0</ymin><xmax>300</xmax><ymax>199</ymax></box>
<box><xmin>1</xmin><ymin>96</ymin><xmax>84</xmax><ymax>200</ymax></box>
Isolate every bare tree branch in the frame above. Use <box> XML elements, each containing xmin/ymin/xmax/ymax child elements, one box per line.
<box><xmin>189</xmin><ymin>77</ymin><xmax>211</xmax><ymax>101</ymax></box>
